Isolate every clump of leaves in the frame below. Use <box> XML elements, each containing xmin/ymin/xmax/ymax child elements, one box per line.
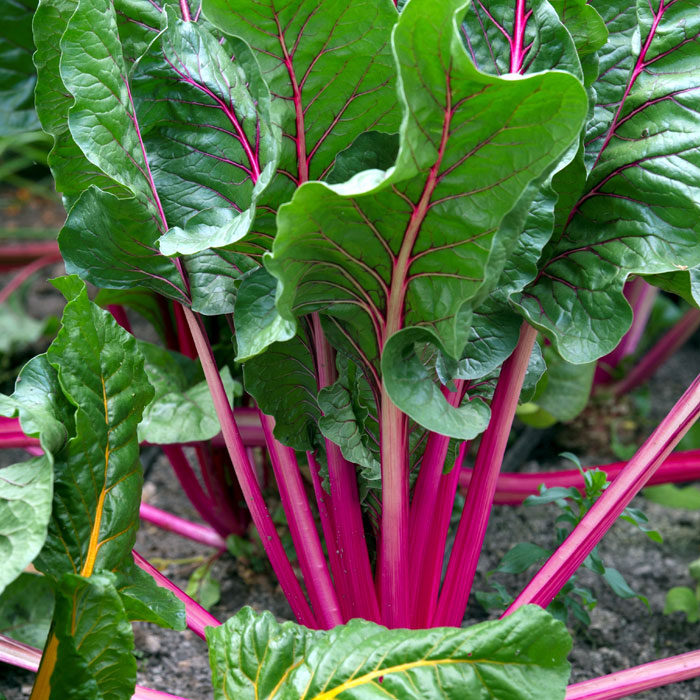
<box><xmin>477</xmin><ymin>454</ymin><xmax>660</xmax><ymax>626</ymax></box>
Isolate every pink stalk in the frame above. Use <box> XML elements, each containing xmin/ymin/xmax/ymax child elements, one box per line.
<box><xmin>306</xmin><ymin>451</ymin><xmax>352</xmax><ymax>621</ymax></box>
<box><xmin>0</xmin><ymin>241</ymin><xmax>60</xmax><ymax>272</ymax></box>
<box><xmin>412</xmin><ymin>441</ymin><xmax>468</xmax><ymax>628</ymax></box>
<box><xmin>107</xmin><ymin>304</ymin><xmax>133</xmax><ymax>334</ymax></box>
<box><xmin>182</xmin><ymin>307</ymin><xmax>317</xmax><ymax>627</ymax></box>
<box><xmin>611</xmin><ymin>308</ymin><xmax>700</xmax><ymax>397</ymax></box>
<box><xmin>506</xmin><ymin>371</ymin><xmax>700</xmax><ymax>614</ymax></box>
<box><xmin>459</xmin><ymin>450</ymin><xmax>700</xmax><ymax>505</ymax></box>
<box><xmin>433</xmin><ymin>322</ymin><xmax>538</xmax><ymax>626</ymax></box>
<box><xmin>311</xmin><ymin>316</ymin><xmax>380</xmax><ymax>623</ymax></box>
<box><xmin>133</xmin><ymin>550</ymin><xmax>220</xmax><ymax>639</ymax></box>
<box><xmin>173</xmin><ymin>302</ymin><xmax>197</xmax><ymax>359</ymax></box>
<box><xmin>565</xmin><ymin>649</ymin><xmax>700</xmax><ymax>700</ymax></box>
<box><xmin>0</xmin><ymin>634</ymin><xmax>190</xmax><ymax>700</ymax></box>
<box><xmin>408</xmin><ymin>382</ymin><xmax>463</xmax><ymax>618</ymax></box>
<box><xmin>0</xmin><ymin>254</ymin><xmax>59</xmax><ymax>306</ymax></box>
<box><xmin>594</xmin><ymin>279</ymin><xmax>658</xmax><ymax>385</ymax></box>
<box><xmin>139</xmin><ymin>502</ymin><xmax>226</xmax><ymax>549</ymax></box>
<box><xmin>260</xmin><ymin>411</ymin><xmax>342</xmax><ymax>628</ymax></box>
<box><xmin>160</xmin><ymin>444</ymin><xmax>233</xmax><ymax>537</ymax></box>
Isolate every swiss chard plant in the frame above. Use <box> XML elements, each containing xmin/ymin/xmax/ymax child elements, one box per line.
<box><xmin>2</xmin><ymin>0</ymin><xmax>700</xmax><ymax>699</ymax></box>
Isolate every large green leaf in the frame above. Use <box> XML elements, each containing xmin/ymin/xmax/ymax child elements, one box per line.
<box><xmin>266</xmin><ymin>0</ymin><xmax>587</xmax><ymax>431</ymax></box>
<box><xmin>203</xmin><ymin>0</ymin><xmax>400</xmax><ymax>243</ymax></box>
<box><xmin>35</xmin><ymin>278</ymin><xmax>154</xmax><ymax>578</ymax></box>
<box><xmin>0</xmin><ymin>0</ymin><xmax>39</xmax><ymax>135</ymax></box>
<box><xmin>138</xmin><ymin>340</ymin><xmax>241</xmax><ymax>444</ymax></box>
<box><xmin>208</xmin><ymin>605</ymin><xmax>571</xmax><ymax>700</ymax></box>
<box><xmin>516</xmin><ymin>1</ymin><xmax>700</xmax><ymax>363</ymax></box>
<box><xmin>49</xmin><ymin>571</ymin><xmax>136</xmax><ymax>700</ymax></box>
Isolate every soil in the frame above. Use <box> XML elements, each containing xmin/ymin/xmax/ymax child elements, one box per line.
<box><xmin>1</xmin><ymin>229</ymin><xmax>700</xmax><ymax>699</ymax></box>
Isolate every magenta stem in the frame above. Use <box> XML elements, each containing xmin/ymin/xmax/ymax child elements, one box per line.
<box><xmin>0</xmin><ymin>254</ymin><xmax>58</xmax><ymax>306</ymax></box>
<box><xmin>506</xmin><ymin>371</ymin><xmax>700</xmax><ymax>614</ymax></box>
<box><xmin>565</xmin><ymin>649</ymin><xmax>700</xmax><ymax>700</ymax></box>
<box><xmin>306</xmin><ymin>451</ymin><xmax>352</xmax><ymax>621</ymax></box>
<box><xmin>139</xmin><ymin>503</ymin><xmax>225</xmax><ymax>549</ymax></box>
<box><xmin>433</xmin><ymin>322</ymin><xmax>538</xmax><ymax>627</ymax></box>
<box><xmin>0</xmin><ymin>241</ymin><xmax>61</xmax><ymax>272</ymax></box>
<box><xmin>459</xmin><ymin>450</ymin><xmax>700</xmax><ymax>504</ymax></box>
<box><xmin>0</xmin><ymin>637</ymin><xmax>190</xmax><ymax>700</ymax></box>
<box><xmin>412</xmin><ymin>441</ymin><xmax>468</xmax><ymax>628</ymax></box>
<box><xmin>311</xmin><ymin>315</ymin><xmax>380</xmax><ymax>623</ymax></box>
<box><xmin>595</xmin><ymin>279</ymin><xmax>658</xmax><ymax>384</ymax></box>
<box><xmin>133</xmin><ymin>550</ymin><xmax>220</xmax><ymax>639</ymax></box>
<box><xmin>107</xmin><ymin>304</ymin><xmax>133</xmax><ymax>334</ymax></box>
<box><xmin>260</xmin><ymin>411</ymin><xmax>342</xmax><ymax>628</ymax></box>
<box><xmin>182</xmin><ymin>306</ymin><xmax>317</xmax><ymax>627</ymax></box>
<box><xmin>160</xmin><ymin>444</ymin><xmax>232</xmax><ymax>537</ymax></box>
<box><xmin>408</xmin><ymin>382</ymin><xmax>463</xmax><ymax>620</ymax></box>
<box><xmin>611</xmin><ymin>308</ymin><xmax>700</xmax><ymax>397</ymax></box>
<box><xmin>173</xmin><ymin>302</ymin><xmax>197</xmax><ymax>359</ymax></box>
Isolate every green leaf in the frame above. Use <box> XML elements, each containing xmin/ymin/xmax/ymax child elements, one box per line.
<box><xmin>235</xmin><ymin>268</ymin><xmax>296</xmax><ymax>362</ymax></box>
<box><xmin>50</xmin><ymin>571</ymin><xmax>137</xmax><ymax>700</ymax></box>
<box><xmin>266</xmin><ymin>0</ymin><xmax>587</xmax><ymax>428</ymax></box>
<box><xmin>326</xmin><ymin>131</ymin><xmax>400</xmax><ymax>185</ymax></box>
<box><xmin>0</xmin><ymin>298</ymin><xmax>47</xmax><ymax>355</ymax></box>
<box><xmin>643</xmin><ymin>483</ymin><xmax>700</xmax><ymax>511</ymax></box>
<box><xmin>664</xmin><ymin>586</ymin><xmax>699</xmax><ymax>623</ymax></box>
<box><xmin>186</xmin><ymin>564</ymin><xmax>220</xmax><ymax>611</ymax></box>
<box><xmin>95</xmin><ymin>288</ymin><xmax>171</xmax><ymax>343</ymax></box>
<box><xmin>36</xmin><ymin>278</ymin><xmax>154</xmax><ymax>578</ymax></box>
<box><xmin>0</xmin><ymin>457</ymin><xmax>53</xmax><ymax>596</ymax></box>
<box><xmin>59</xmin><ymin>188</ymin><xmax>188</xmax><ymax>303</ymax></box>
<box><xmin>133</xmin><ymin>6</ymin><xmax>278</xmax><ymax>243</ymax></box>
<box><xmin>209</xmin><ymin>605</ymin><xmax>570</xmax><ymax>700</ymax></box>
<box><xmin>549</xmin><ymin>0</ymin><xmax>608</xmax><ymax>58</ymax></box>
<box><xmin>0</xmin><ymin>0</ymin><xmax>39</xmax><ymax>136</ymax></box>
<box><xmin>137</xmin><ymin>341</ymin><xmax>240</xmax><ymax>444</ymax></box>
<box><xmin>492</xmin><ymin>543</ymin><xmax>552</xmax><ymax>576</ymax></box>
<box><xmin>516</xmin><ymin>2</ymin><xmax>700</xmax><ymax>362</ymax></box>
<box><xmin>244</xmin><ymin>329</ymin><xmax>321</xmax><ymax>452</ymax></box>
<box><xmin>382</xmin><ymin>328</ymin><xmax>491</xmax><ymax>440</ymax></box>
<box><xmin>0</xmin><ymin>573</ymin><xmax>54</xmax><ymax>647</ymax></box>
<box><xmin>115</xmin><ymin>556</ymin><xmax>186</xmax><ymax>630</ymax></box>
<box><xmin>203</xmin><ymin>0</ymin><xmax>399</xmax><ymax>208</ymax></box>
<box><xmin>208</xmin><ymin>607</ymin><xmax>320</xmax><ymax>700</ymax></box>
<box><xmin>602</xmin><ymin>567</ymin><xmax>647</xmax><ymax>606</ymax></box>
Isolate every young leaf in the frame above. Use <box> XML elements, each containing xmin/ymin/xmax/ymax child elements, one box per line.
<box><xmin>664</xmin><ymin>586</ymin><xmax>699</xmax><ymax>623</ymax></box>
<box><xmin>517</xmin><ymin>2</ymin><xmax>700</xmax><ymax>362</ymax></box>
<box><xmin>0</xmin><ymin>573</ymin><xmax>53</xmax><ymax>648</ymax></box>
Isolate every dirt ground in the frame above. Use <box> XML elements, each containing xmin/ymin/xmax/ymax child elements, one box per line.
<box><xmin>0</xmin><ymin>239</ymin><xmax>699</xmax><ymax>698</ymax></box>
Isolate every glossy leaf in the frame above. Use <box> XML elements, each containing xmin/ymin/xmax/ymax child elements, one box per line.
<box><xmin>115</xmin><ymin>556</ymin><xmax>186</xmax><ymax>630</ymax></box>
<box><xmin>138</xmin><ymin>340</ymin><xmax>241</xmax><ymax>444</ymax></box>
<box><xmin>36</xmin><ymin>278</ymin><xmax>154</xmax><ymax>578</ymax></box>
<box><xmin>50</xmin><ymin>571</ymin><xmax>136</xmax><ymax>700</ymax></box>
<box><xmin>208</xmin><ymin>604</ymin><xmax>571</xmax><ymax>700</ymax></box>
<box><xmin>549</xmin><ymin>0</ymin><xmax>607</xmax><ymax>58</ymax></box>
<box><xmin>267</xmin><ymin>0</ymin><xmax>586</xmax><ymax>436</ymax></box>
<box><xmin>517</xmin><ymin>1</ymin><xmax>700</xmax><ymax>362</ymax></box>
<box><xmin>0</xmin><ymin>0</ymin><xmax>39</xmax><ymax>135</ymax></box>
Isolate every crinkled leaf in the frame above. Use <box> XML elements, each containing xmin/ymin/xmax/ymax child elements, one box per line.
<box><xmin>115</xmin><ymin>556</ymin><xmax>186</xmax><ymax>630</ymax></box>
<box><xmin>0</xmin><ymin>573</ymin><xmax>53</xmax><ymax>648</ymax></box>
<box><xmin>138</xmin><ymin>340</ymin><xmax>240</xmax><ymax>444</ymax></box>
<box><xmin>208</xmin><ymin>607</ymin><xmax>320</xmax><ymax>700</ymax></box>
<box><xmin>210</xmin><ymin>605</ymin><xmax>570</xmax><ymax>700</ymax></box>
<box><xmin>59</xmin><ymin>188</ymin><xmax>188</xmax><ymax>303</ymax></box>
<box><xmin>133</xmin><ymin>6</ymin><xmax>278</xmax><ymax>243</ymax></box>
<box><xmin>203</xmin><ymin>0</ymin><xmax>400</xmax><ymax>241</ymax></box>
<box><xmin>244</xmin><ymin>329</ymin><xmax>320</xmax><ymax>452</ymax></box>
<box><xmin>0</xmin><ymin>457</ymin><xmax>52</xmax><ymax>596</ymax></box>
<box><xmin>0</xmin><ymin>0</ymin><xmax>39</xmax><ymax>136</ymax></box>
<box><xmin>49</xmin><ymin>571</ymin><xmax>136</xmax><ymax>700</ymax></box>
<box><xmin>235</xmin><ymin>268</ymin><xmax>296</xmax><ymax>362</ymax></box>
<box><xmin>266</xmin><ymin>0</ymin><xmax>587</xmax><ymax>433</ymax></box>
<box><xmin>516</xmin><ymin>2</ymin><xmax>700</xmax><ymax>362</ymax></box>
<box><xmin>36</xmin><ymin>278</ymin><xmax>154</xmax><ymax>578</ymax></box>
